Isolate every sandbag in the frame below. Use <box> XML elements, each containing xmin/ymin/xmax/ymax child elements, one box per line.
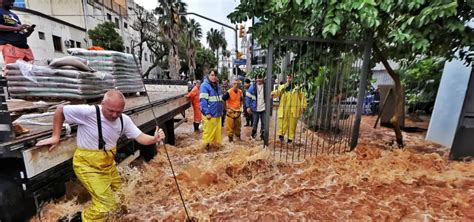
<box><xmin>5</xmin><ymin>68</ymin><xmax>114</xmax><ymax>80</ymax></box>
<box><xmin>56</xmin><ymin>65</ymin><xmax>79</xmax><ymax>70</ymax></box>
<box><xmin>49</xmin><ymin>56</ymin><xmax>94</xmax><ymax>72</ymax></box>
<box><xmin>67</xmin><ymin>50</ymin><xmax>145</xmax><ymax>93</ymax></box>
<box><xmin>7</xmin><ymin>80</ymin><xmax>110</xmax><ymax>90</ymax></box>
<box><xmin>5</xmin><ymin>76</ymin><xmax>115</xmax><ymax>86</ymax></box>
<box><xmin>8</xmin><ymin>86</ymin><xmax>107</xmax><ymax>95</ymax></box>
<box><xmin>6</xmin><ymin>60</ymin><xmax>116</xmax><ymax>100</ymax></box>
<box><xmin>10</xmin><ymin>92</ymin><xmax>103</xmax><ymax>100</ymax></box>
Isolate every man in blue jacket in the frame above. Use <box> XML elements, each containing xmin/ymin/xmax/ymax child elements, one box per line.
<box><xmin>245</xmin><ymin>74</ymin><xmax>266</xmax><ymax>140</ymax></box>
<box><xmin>200</xmin><ymin>69</ymin><xmax>224</xmax><ymax>146</ymax></box>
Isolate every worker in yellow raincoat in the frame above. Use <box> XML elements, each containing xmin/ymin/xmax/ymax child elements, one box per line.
<box><xmin>200</xmin><ymin>69</ymin><xmax>224</xmax><ymax>147</ymax></box>
<box><xmin>223</xmin><ymin>78</ymin><xmax>243</xmax><ymax>142</ymax></box>
<box><xmin>36</xmin><ymin>90</ymin><xmax>165</xmax><ymax>222</ymax></box>
<box><xmin>272</xmin><ymin>74</ymin><xmax>307</xmax><ymax>144</ymax></box>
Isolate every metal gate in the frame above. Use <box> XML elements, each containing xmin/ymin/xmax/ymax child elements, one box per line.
<box><xmin>262</xmin><ymin>36</ymin><xmax>372</xmax><ymax>162</ymax></box>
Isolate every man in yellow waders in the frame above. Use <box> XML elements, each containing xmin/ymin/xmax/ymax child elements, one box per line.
<box><xmin>272</xmin><ymin>74</ymin><xmax>307</xmax><ymax>144</ymax></box>
<box><xmin>36</xmin><ymin>90</ymin><xmax>166</xmax><ymax>222</ymax></box>
<box><xmin>200</xmin><ymin>69</ymin><xmax>224</xmax><ymax>147</ymax></box>
<box><xmin>222</xmin><ymin>79</ymin><xmax>243</xmax><ymax>142</ymax></box>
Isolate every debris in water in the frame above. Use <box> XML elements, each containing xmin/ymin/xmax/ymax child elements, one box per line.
<box><xmin>31</xmin><ymin>115</ymin><xmax>474</xmax><ymax>221</ymax></box>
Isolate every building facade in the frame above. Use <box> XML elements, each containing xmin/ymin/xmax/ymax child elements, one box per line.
<box><xmin>1</xmin><ymin>0</ymin><xmax>156</xmax><ymax>74</ymax></box>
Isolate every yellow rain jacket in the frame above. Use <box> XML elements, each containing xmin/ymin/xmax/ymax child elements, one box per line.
<box><xmin>272</xmin><ymin>83</ymin><xmax>307</xmax><ymax>141</ymax></box>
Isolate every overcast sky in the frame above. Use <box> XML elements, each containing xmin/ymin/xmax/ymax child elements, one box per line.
<box><xmin>134</xmin><ymin>0</ymin><xmax>248</xmax><ymax>52</ymax></box>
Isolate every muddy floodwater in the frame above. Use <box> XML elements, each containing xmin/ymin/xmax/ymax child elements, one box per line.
<box><xmin>32</xmin><ymin>115</ymin><xmax>474</xmax><ymax>221</ymax></box>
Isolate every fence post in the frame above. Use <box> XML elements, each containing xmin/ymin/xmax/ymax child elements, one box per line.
<box><xmin>350</xmin><ymin>33</ymin><xmax>373</xmax><ymax>150</ymax></box>
<box><xmin>263</xmin><ymin>42</ymin><xmax>274</xmax><ymax>147</ymax></box>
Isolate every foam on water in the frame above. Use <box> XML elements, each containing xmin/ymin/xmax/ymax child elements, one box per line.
<box><xmin>31</xmin><ymin>116</ymin><xmax>474</xmax><ymax>221</ymax></box>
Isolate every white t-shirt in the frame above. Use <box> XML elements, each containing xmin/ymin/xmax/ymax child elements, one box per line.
<box><xmin>256</xmin><ymin>84</ymin><xmax>265</xmax><ymax>112</ymax></box>
<box><xmin>64</xmin><ymin>105</ymin><xmax>142</xmax><ymax>150</ymax></box>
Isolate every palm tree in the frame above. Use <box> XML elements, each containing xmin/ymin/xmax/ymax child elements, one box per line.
<box><xmin>155</xmin><ymin>0</ymin><xmax>187</xmax><ymax>79</ymax></box>
<box><xmin>206</xmin><ymin>28</ymin><xmax>226</xmax><ymax>71</ymax></box>
<box><xmin>185</xmin><ymin>19</ymin><xmax>202</xmax><ymax>80</ymax></box>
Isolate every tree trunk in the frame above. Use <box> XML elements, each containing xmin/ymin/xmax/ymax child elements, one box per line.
<box><xmin>138</xmin><ymin>42</ymin><xmax>143</xmax><ymax>66</ymax></box>
<box><xmin>142</xmin><ymin>60</ymin><xmax>160</xmax><ymax>79</ymax></box>
<box><xmin>374</xmin><ymin>45</ymin><xmax>404</xmax><ymax>147</ymax></box>
<box><xmin>168</xmin><ymin>49</ymin><xmax>180</xmax><ymax>79</ymax></box>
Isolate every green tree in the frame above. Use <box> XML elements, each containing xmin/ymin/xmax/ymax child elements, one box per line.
<box><xmin>155</xmin><ymin>0</ymin><xmax>187</xmax><ymax>79</ymax></box>
<box><xmin>228</xmin><ymin>0</ymin><xmax>472</xmax><ymax>146</ymax></box>
<box><xmin>195</xmin><ymin>46</ymin><xmax>217</xmax><ymax>80</ymax></box>
<box><xmin>206</xmin><ymin>28</ymin><xmax>226</xmax><ymax>70</ymax></box>
<box><xmin>400</xmin><ymin>57</ymin><xmax>444</xmax><ymax>114</ymax></box>
<box><xmin>220</xmin><ymin>66</ymin><xmax>229</xmax><ymax>81</ymax></box>
<box><xmin>184</xmin><ymin>19</ymin><xmax>202</xmax><ymax>80</ymax></box>
<box><xmin>88</xmin><ymin>22</ymin><xmax>124</xmax><ymax>51</ymax></box>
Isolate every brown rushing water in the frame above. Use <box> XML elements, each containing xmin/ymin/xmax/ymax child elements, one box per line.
<box><xmin>32</xmin><ymin>114</ymin><xmax>474</xmax><ymax>221</ymax></box>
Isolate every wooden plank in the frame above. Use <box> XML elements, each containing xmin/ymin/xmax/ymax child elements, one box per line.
<box><xmin>7</xmin><ymin>99</ymin><xmax>57</xmax><ymax>113</ymax></box>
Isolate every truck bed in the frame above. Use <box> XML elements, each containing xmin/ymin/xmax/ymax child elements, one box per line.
<box><xmin>5</xmin><ymin>90</ymin><xmax>186</xmax><ymax>145</ymax></box>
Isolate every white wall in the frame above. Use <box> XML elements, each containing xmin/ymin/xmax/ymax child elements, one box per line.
<box><xmin>372</xmin><ymin>71</ymin><xmax>394</xmax><ymax>88</ymax></box>
<box><xmin>84</xmin><ymin>0</ymin><xmax>155</xmax><ymax>72</ymax></box>
<box><xmin>1</xmin><ymin>0</ymin><xmax>158</xmax><ymax>74</ymax></box>
<box><xmin>26</xmin><ymin>0</ymin><xmax>86</xmax><ymax>29</ymax></box>
<box><xmin>426</xmin><ymin>58</ymin><xmax>472</xmax><ymax>147</ymax></box>
<box><xmin>0</xmin><ymin>10</ymin><xmax>86</xmax><ymax>66</ymax></box>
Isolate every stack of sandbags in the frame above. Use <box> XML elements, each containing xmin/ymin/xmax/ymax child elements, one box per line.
<box><xmin>5</xmin><ymin>59</ymin><xmax>115</xmax><ymax>100</ymax></box>
<box><xmin>67</xmin><ymin>48</ymin><xmax>145</xmax><ymax>94</ymax></box>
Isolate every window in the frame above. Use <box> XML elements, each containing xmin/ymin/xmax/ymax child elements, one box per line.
<box><xmin>69</xmin><ymin>40</ymin><xmax>75</xmax><ymax>48</ymax></box>
<box><xmin>124</xmin><ymin>22</ymin><xmax>128</xmax><ymax>29</ymax></box>
<box><xmin>144</xmin><ymin>53</ymin><xmax>148</xmax><ymax>61</ymax></box>
<box><xmin>150</xmin><ymin>54</ymin><xmax>153</xmax><ymax>63</ymax></box>
<box><xmin>107</xmin><ymin>13</ymin><xmax>111</xmax><ymax>21</ymax></box>
<box><xmin>114</xmin><ymin>18</ymin><xmax>120</xmax><ymax>28</ymax></box>
<box><xmin>126</xmin><ymin>47</ymin><xmax>130</xmax><ymax>54</ymax></box>
<box><xmin>38</xmin><ymin>32</ymin><xmax>45</xmax><ymax>40</ymax></box>
<box><xmin>76</xmin><ymin>41</ymin><xmax>81</xmax><ymax>48</ymax></box>
<box><xmin>13</xmin><ymin>0</ymin><xmax>26</xmax><ymax>8</ymax></box>
<box><xmin>52</xmin><ymin>35</ymin><xmax>62</xmax><ymax>52</ymax></box>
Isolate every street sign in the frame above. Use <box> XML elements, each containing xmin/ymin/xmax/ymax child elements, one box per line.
<box><xmin>234</xmin><ymin>59</ymin><xmax>246</xmax><ymax>65</ymax></box>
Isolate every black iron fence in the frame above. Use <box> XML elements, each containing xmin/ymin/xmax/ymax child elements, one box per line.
<box><xmin>262</xmin><ymin>36</ymin><xmax>372</xmax><ymax>162</ymax></box>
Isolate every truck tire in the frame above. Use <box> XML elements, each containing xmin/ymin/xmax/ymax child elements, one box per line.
<box><xmin>0</xmin><ymin>175</ymin><xmax>36</xmax><ymax>222</ymax></box>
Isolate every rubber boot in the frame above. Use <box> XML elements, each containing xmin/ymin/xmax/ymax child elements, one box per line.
<box><xmin>279</xmin><ymin>135</ymin><xmax>284</xmax><ymax>143</ymax></box>
<box><xmin>58</xmin><ymin>211</ymin><xmax>82</xmax><ymax>222</ymax></box>
<box><xmin>193</xmin><ymin>122</ymin><xmax>199</xmax><ymax>132</ymax></box>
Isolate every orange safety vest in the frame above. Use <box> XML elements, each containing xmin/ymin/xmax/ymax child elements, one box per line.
<box><xmin>226</xmin><ymin>89</ymin><xmax>242</xmax><ymax>111</ymax></box>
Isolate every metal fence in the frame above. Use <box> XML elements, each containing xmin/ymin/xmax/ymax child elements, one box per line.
<box><xmin>262</xmin><ymin>36</ymin><xmax>372</xmax><ymax>162</ymax></box>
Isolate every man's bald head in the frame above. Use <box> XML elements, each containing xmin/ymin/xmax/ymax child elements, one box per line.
<box><xmin>103</xmin><ymin>89</ymin><xmax>125</xmax><ymax>104</ymax></box>
<box><xmin>101</xmin><ymin>90</ymin><xmax>125</xmax><ymax>121</ymax></box>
